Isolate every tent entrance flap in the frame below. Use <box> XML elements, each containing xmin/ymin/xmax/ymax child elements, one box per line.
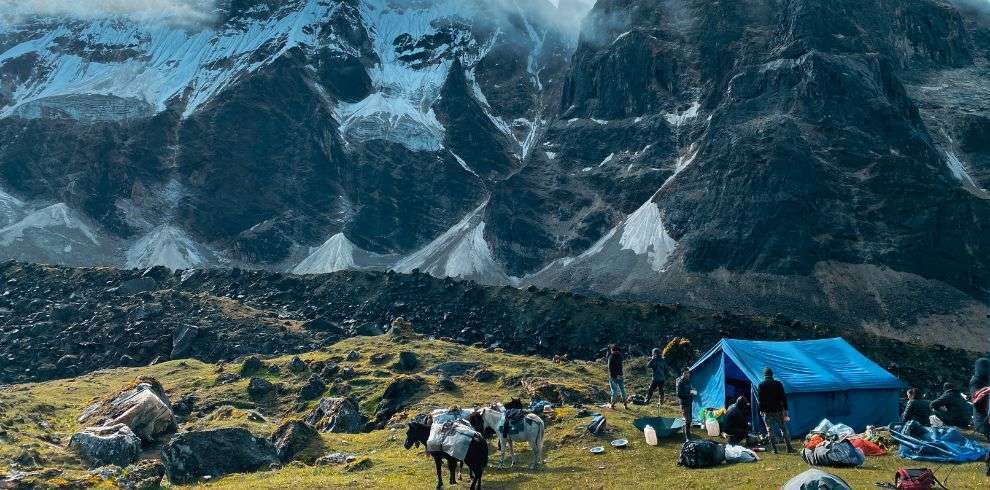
<box><xmin>724</xmin><ymin>356</ymin><xmax>750</xmax><ymax>406</ymax></box>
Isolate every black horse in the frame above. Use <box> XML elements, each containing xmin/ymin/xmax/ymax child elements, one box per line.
<box><xmin>405</xmin><ymin>418</ymin><xmax>488</xmax><ymax>489</ymax></box>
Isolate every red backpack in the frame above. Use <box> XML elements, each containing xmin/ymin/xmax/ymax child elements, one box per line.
<box><xmin>894</xmin><ymin>468</ymin><xmax>945</xmax><ymax>490</ymax></box>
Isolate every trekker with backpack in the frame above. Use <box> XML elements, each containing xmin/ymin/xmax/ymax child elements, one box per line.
<box><xmin>757</xmin><ymin>367</ymin><xmax>795</xmax><ymax>453</ymax></box>
<box><xmin>606</xmin><ymin>344</ymin><xmax>628</xmax><ymax>409</ymax></box>
<box><xmin>676</xmin><ymin>368</ymin><xmax>697</xmax><ymax>441</ymax></box>
<box><xmin>644</xmin><ymin>348</ymin><xmax>668</xmax><ymax>404</ymax></box>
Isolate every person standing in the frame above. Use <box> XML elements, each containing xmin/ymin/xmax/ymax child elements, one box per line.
<box><xmin>644</xmin><ymin>348</ymin><xmax>668</xmax><ymax>404</ymax></box>
<box><xmin>676</xmin><ymin>368</ymin><xmax>697</xmax><ymax>441</ymax></box>
<box><xmin>757</xmin><ymin>367</ymin><xmax>794</xmax><ymax>454</ymax></box>
<box><xmin>606</xmin><ymin>344</ymin><xmax>628</xmax><ymax>409</ymax></box>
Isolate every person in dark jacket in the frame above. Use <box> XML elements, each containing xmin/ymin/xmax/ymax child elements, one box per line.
<box><xmin>757</xmin><ymin>367</ymin><xmax>794</xmax><ymax>453</ymax></box>
<box><xmin>676</xmin><ymin>368</ymin><xmax>697</xmax><ymax>441</ymax></box>
<box><xmin>606</xmin><ymin>344</ymin><xmax>628</xmax><ymax>409</ymax></box>
<box><xmin>722</xmin><ymin>396</ymin><xmax>751</xmax><ymax>445</ymax></box>
<box><xmin>931</xmin><ymin>383</ymin><xmax>971</xmax><ymax>428</ymax></box>
<box><xmin>970</xmin><ymin>358</ymin><xmax>990</xmax><ymax>438</ymax></box>
<box><xmin>901</xmin><ymin>387</ymin><xmax>932</xmax><ymax>426</ymax></box>
<box><xmin>644</xmin><ymin>348</ymin><xmax>668</xmax><ymax>404</ymax></box>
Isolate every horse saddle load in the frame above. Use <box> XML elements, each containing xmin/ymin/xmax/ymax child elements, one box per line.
<box><xmin>427</xmin><ymin>420</ymin><xmax>480</xmax><ymax>461</ymax></box>
<box><xmin>498</xmin><ymin>409</ymin><xmax>529</xmax><ymax>438</ymax></box>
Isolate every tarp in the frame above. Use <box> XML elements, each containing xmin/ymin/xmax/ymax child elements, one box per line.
<box><xmin>689</xmin><ymin>338</ymin><xmax>905</xmax><ymax>435</ymax></box>
<box><xmin>890</xmin><ymin>422</ymin><xmax>988</xmax><ymax>463</ymax></box>
<box><xmin>427</xmin><ymin>420</ymin><xmax>478</xmax><ymax>461</ymax></box>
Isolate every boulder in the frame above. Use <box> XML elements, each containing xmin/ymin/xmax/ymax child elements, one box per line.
<box><xmin>345</xmin><ymin>350</ymin><xmax>361</xmax><ymax>361</ymax></box>
<box><xmin>298</xmin><ymin>375</ymin><xmax>326</xmax><ymax>401</ymax></box>
<box><xmin>116</xmin><ymin>460</ymin><xmax>166</xmax><ymax>490</ymax></box>
<box><xmin>68</xmin><ymin>424</ymin><xmax>141</xmax><ymax>468</ymax></box>
<box><xmin>247</xmin><ymin>377</ymin><xmax>275</xmax><ymax>400</ymax></box>
<box><xmin>160</xmin><ymin>428</ymin><xmax>279</xmax><ymax>484</ymax></box>
<box><xmin>270</xmin><ymin>421</ymin><xmax>322</xmax><ymax>464</ymax></box>
<box><xmin>372</xmin><ymin>376</ymin><xmax>426</xmax><ymax>428</ymax></box>
<box><xmin>386</xmin><ymin>317</ymin><xmax>418</xmax><ymax>341</ymax></box>
<box><xmin>394</xmin><ymin>351</ymin><xmax>419</xmax><ymax>371</ymax></box>
<box><xmin>320</xmin><ymin>362</ymin><xmax>340</xmax><ymax>379</ymax></box>
<box><xmin>315</xmin><ymin>452</ymin><xmax>356</xmax><ymax>466</ymax></box>
<box><xmin>78</xmin><ymin>377</ymin><xmax>175</xmax><ymax>442</ymax></box>
<box><xmin>288</xmin><ymin>356</ymin><xmax>307</xmax><ymax>373</ymax></box>
<box><xmin>473</xmin><ymin>369</ymin><xmax>498</xmax><ymax>382</ymax></box>
<box><xmin>305</xmin><ymin>398</ymin><xmax>365</xmax><ymax>433</ymax></box>
<box><xmin>240</xmin><ymin>356</ymin><xmax>265</xmax><ymax>376</ymax></box>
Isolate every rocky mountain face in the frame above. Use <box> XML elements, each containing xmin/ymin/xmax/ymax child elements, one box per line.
<box><xmin>0</xmin><ymin>0</ymin><xmax>987</xmax><ymax>341</ymax></box>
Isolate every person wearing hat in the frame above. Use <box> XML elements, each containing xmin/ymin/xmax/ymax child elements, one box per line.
<box><xmin>931</xmin><ymin>383</ymin><xmax>971</xmax><ymax>428</ymax></box>
<box><xmin>757</xmin><ymin>367</ymin><xmax>794</xmax><ymax>454</ymax></box>
<box><xmin>644</xmin><ymin>347</ymin><xmax>669</xmax><ymax>404</ymax></box>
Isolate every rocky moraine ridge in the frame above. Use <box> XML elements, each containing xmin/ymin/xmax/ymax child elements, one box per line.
<box><xmin>0</xmin><ymin>262</ymin><xmax>979</xmax><ymax>392</ymax></box>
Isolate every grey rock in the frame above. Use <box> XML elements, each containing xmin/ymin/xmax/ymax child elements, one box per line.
<box><xmin>69</xmin><ymin>424</ymin><xmax>141</xmax><ymax>468</ymax></box>
<box><xmin>247</xmin><ymin>377</ymin><xmax>275</xmax><ymax>400</ymax></box>
<box><xmin>298</xmin><ymin>375</ymin><xmax>327</xmax><ymax>401</ymax></box>
<box><xmin>170</xmin><ymin>324</ymin><xmax>199</xmax><ymax>359</ymax></box>
<box><xmin>160</xmin><ymin>427</ymin><xmax>279</xmax><ymax>484</ymax></box>
<box><xmin>315</xmin><ymin>452</ymin><xmax>356</xmax><ymax>466</ymax></box>
<box><xmin>305</xmin><ymin>397</ymin><xmax>365</xmax><ymax>433</ymax></box>
<box><xmin>270</xmin><ymin>420</ymin><xmax>321</xmax><ymax>464</ymax></box>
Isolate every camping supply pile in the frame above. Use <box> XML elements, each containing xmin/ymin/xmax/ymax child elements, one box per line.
<box><xmin>803</xmin><ymin>420</ymin><xmax>889</xmax><ymax>456</ymax></box>
<box><xmin>800</xmin><ymin>419</ymin><xmax>870</xmax><ymax>467</ymax></box>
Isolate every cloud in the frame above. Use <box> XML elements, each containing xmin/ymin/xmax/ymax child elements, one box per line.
<box><xmin>0</xmin><ymin>0</ymin><xmax>219</xmax><ymax>27</ymax></box>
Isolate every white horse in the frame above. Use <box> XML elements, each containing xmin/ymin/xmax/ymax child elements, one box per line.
<box><xmin>472</xmin><ymin>406</ymin><xmax>545</xmax><ymax>469</ymax></box>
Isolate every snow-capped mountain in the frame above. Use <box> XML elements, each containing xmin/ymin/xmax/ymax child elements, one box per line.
<box><xmin>1</xmin><ymin>0</ymin><xmax>989</xmax><ymax>337</ymax></box>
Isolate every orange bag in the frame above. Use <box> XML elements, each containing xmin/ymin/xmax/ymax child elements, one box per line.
<box><xmin>849</xmin><ymin>437</ymin><xmax>885</xmax><ymax>456</ymax></box>
<box><xmin>804</xmin><ymin>434</ymin><xmax>825</xmax><ymax>449</ymax></box>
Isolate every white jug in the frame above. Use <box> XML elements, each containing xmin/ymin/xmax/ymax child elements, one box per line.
<box><xmin>644</xmin><ymin>425</ymin><xmax>658</xmax><ymax>446</ymax></box>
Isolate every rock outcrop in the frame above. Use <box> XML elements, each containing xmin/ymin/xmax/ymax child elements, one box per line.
<box><xmin>159</xmin><ymin>428</ymin><xmax>279</xmax><ymax>484</ymax></box>
<box><xmin>78</xmin><ymin>378</ymin><xmax>176</xmax><ymax>443</ymax></box>
<box><xmin>305</xmin><ymin>398</ymin><xmax>365</xmax><ymax>434</ymax></box>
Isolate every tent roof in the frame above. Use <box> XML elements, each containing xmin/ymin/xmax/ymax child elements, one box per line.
<box><xmin>691</xmin><ymin>338</ymin><xmax>905</xmax><ymax>393</ymax></box>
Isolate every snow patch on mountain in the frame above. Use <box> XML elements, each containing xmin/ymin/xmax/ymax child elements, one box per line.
<box><xmin>0</xmin><ymin>203</ymin><xmax>98</xmax><ymax>246</ymax></box>
<box><xmin>0</xmin><ymin>0</ymin><xmax>355</xmax><ymax>118</ymax></box>
<box><xmin>338</xmin><ymin>0</ymin><xmax>497</xmax><ymax>151</ymax></box>
<box><xmin>0</xmin><ymin>187</ymin><xmax>25</xmax><ymax>227</ymax></box>
<box><xmin>664</xmin><ymin>102</ymin><xmax>700</xmax><ymax>127</ymax></box>
<box><xmin>125</xmin><ymin>224</ymin><xmax>210</xmax><ymax>270</ymax></box>
<box><xmin>618</xmin><ymin>200</ymin><xmax>677</xmax><ymax>271</ymax></box>
<box><xmin>292</xmin><ymin>232</ymin><xmax>394</xmax><ymax>274</ymax></box>
<box><xmin>393</xmin><ymin>201</ymin><xmax>509</xmax><ymax>285</ymax></box>
<box><xmin>943</xmin><ymin>150</ymin><xmax>986</xmax><ymax>193</ymax></box>
<box><xmin>0</xmin><ymin>202</ymin><xmax>116</xmax><ymax>265</ymax></box>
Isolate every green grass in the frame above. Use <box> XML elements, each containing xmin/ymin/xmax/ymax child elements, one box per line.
<box><xmin>1</xmin><ymin>335</ymin><xmax>987</xmax><ymax>489</ymax></box>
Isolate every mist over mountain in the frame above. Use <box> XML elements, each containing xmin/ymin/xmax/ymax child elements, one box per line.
<box><xmin>0</xmin><ymin>0</ymin><xmax>988</xmax><ymax>347</ymax></box>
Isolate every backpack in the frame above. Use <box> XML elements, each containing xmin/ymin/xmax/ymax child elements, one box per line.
<box><xmin>894</xmin><ymin>468</ymin><xmax>945</xmax><ymax>490</ymax></box>
<box><xmin>677</xmin><ymin>440</ymin><xmax>724</xmax><ymax>468</ymax></box>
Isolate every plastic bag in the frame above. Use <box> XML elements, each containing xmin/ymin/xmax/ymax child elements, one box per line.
<box><xmin>724</xmin><ymin>444</ymin><xmax>759</xmax><ymax>463</ymax></box>
<box><xmin>705</xmin><ymin>419</ymin><xmax>720</xmax><ymax>437</ymax></box>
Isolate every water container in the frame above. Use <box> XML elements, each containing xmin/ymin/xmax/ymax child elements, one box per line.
<box><xmin>705</xmin><ymin>419</ymin><xmax>720</xmax><ymax>437</ymax></box>
<box><xmin>644</xmin><ymin>425</ymin><xmax>658</xmax><ymax>446</ymax></box>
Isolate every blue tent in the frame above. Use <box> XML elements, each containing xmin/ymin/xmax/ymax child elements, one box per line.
<box><xmin>689</xmin><ymin>338</ymin><xmax>905</xmax><ymax>436</ymax></box>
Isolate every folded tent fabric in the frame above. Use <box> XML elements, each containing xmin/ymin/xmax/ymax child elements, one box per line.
<box><xmin>782</xmin><ymin>469</ymin><xmax>852</xmax><ymax>490</ymax></box>
<box><xmin>890</xmin><ymin>422</ymin><xmax>988</xmax><ymax>463</ymax></box>
<box><xmin>632</xmin><ymin>416</ymin><xmax>685</xmax><ymax>438</ymax></box>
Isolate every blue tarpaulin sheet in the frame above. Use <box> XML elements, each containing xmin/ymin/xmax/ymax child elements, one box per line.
<box><xmin>689</xmin><ymin>338</ymin><xmax>905</xmax><ymax>436</ymax></box>
<box><xmin>891</xmin><ymin>423</ymin><xmax>988</xmax><ymax>463</ymax></box>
